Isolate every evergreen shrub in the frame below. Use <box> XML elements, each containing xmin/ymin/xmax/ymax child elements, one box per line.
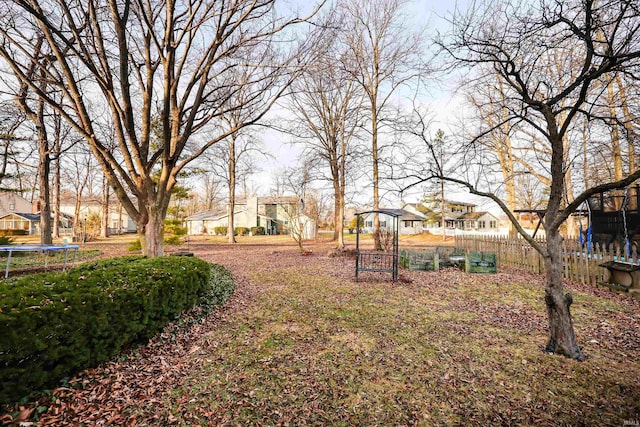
<box><xmin>214</xmin><ymin>226</ymin><xmax>227</xmax><ymax>236</ymax></box>
<box><xmin>234</xmin><ymin>227</ymin><xmax>249</xmax><ymax>236</ymax></box>
<box><xmin>250</xmin><ymin>226</ymin><xmax>265</xmax><ymax>236</ymax></box>
<box><xmin>0</xmin><ymin>255</ymin><xmax>234</xmax><ymax>404</ymax></box>
<box><xmin>127</xmin><ymin>238</ymin><xmax>142</xmax><ymax>252</ymax></box>
<box><xmin>0</xmin><ymin>229</ymin><xmax>28</xmax><ymax>236</ymax></box>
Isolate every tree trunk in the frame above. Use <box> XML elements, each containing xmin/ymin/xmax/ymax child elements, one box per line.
<box><xmin>333</xmin><ymin>178</ymin><xmax>345</xmax><ymax>249</ymax></box>
<box><xmin>227</xmin><ymin>139</ymin><xmax>237</xmax><ymax>244</ymax></box>
<box><xmin>336</xmin><ymin>192</ymin><xmax>345</xmax><ymax>249</ymax></box>
<box><xmin>118</xmin><ymin>205</ymin><xmax>123</xmax><ymax>235</ymax></box>
<box><xmin>53</xmin><ymin>150</ymin><xmax>61</xmax><ymax>239</ymax></box>
<box><xmin>543</xmin><ymin>229</ymin><xmax>584</xmax><ymax>360</ymax></box>
<box><xmin>38</xmin><ymin>136</ymin><xmax>52</xmax><ymax>245</ymax></box>
<box><xmin>615</xmin><ymin>74</ymin><xmax>636</xmax><ymax>176</ymax></box>
<box><xmin>371</xmin><ymin>106</ymin><xmax>381</xmax><ymax>250</ymax></box>
<box><xmin>139</xmin><ymin>207</ymin><xmax>165</xmax><ymax>257</ymax></box>
<box><xmin>101</xmin><ymin>176</ymin><xmax>110</xmax><ymax>238</ymax></box>
<box><xmin>52</xmin><ymin>119</ymin><xmax>61</xmax><ymax>240</ymax></box>
<box><xmin>36</xmin><ymin>100</ymin><xmax>53</xmax><ymax>245</ymax></box>
<box><xmin>607</xmin><ymin>82</ymin><xmax>624</xmax><ymax>183</ymax></box>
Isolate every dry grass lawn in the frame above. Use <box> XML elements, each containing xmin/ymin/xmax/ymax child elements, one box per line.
<box><xmin>2</xmin><ymin>235</ymin><xmax>639</xmax><ymax>426</ymax></box>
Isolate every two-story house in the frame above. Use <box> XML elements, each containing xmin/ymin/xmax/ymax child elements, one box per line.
<box><xmin>186</xmin><ymin>196</ymin><xmax>315</xmax><ymax>238</ymax></box>
<box><xmin>410</xmin><ymin>198</ymin><xmax>499</xmax><ymax>233</ymax></box>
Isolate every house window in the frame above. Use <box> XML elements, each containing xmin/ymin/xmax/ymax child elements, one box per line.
<box><xmin>365</xmin><ymin>221</ymin><xmax>373</xmax><ymax>228</ymax></box>
<box><xmin>9</xmin><ymin>204</ymin><xmax>14</xmax><ymax>211</ymax></box>
<box><xmin>404</xmin><ymin>220</ymin><xmax>412</xmax><ymax>227</ymax></box>
<box><xmin>490</xmin><ymin>220</ymin><xmax>496</xmax><ymax>228</ymax></box>
<box><xmin>479</xmin><ymin>220</ymin><xmax>486</xmax><ymax>228</ymax></box>
<box><xmin>380</xmin><ymin>221</ymin><xmax>387</xmax><ymax>228</ymax></box>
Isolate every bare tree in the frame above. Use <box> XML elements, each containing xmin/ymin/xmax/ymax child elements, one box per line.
<box><xmin>0</xmin><ymin>101</ymin><xmax>27</xmax><ymax>192</ymax></box>
<box><xmin>205</xmin><ymin>126</ymin><xmax>263</xmax><ymax>243</ymax></box>
<box><xmin>13</xmin><ymin>37</ymin><xmax>55</xmax><ymax>244</ymax></box>
<box><xmin>281</xmin><ymin>161</ymin><xmax>314</xmax><ymax>253</ymax></box>
<box><xmin>286</xmin><ymin>18</ymin><xmax>364</xmax><ymax>249</ymax></box>
<box><xmin>419</xmin><ymin>0</ymin><xmax>640</xmax><ymax>360</ymax></box>
<box><xmin>0</xmin><ymin>0</ymin><xmax>324</xmax><ymax>256</ymax></box>
<box><xmin>340</xmin><ymin>0</ymin><xmax>425</xmax><ymax>250</ymax></box>
<box><xmin>60</xmin><ymin>146</ymin><xmax>95</xmax><ymax>237</ymax></box>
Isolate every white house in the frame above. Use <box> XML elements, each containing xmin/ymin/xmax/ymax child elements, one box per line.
<box><xmin>58</xmin><ymin>192</ymin><xmax>137</xmax><ymax>234</ymax></box>
<box><xmin>360</xmin><ymin>208</ymin><xmax>426</xmax><ymax>235</ymax></box>
<box><xmin>411</xmin><ymin>198</ymin><xmax>500</xmax><ymax>234</ymax></box>
<box><xmin>186</xmin><ymin>196</ymin><xmax>316</xmax><ymax>238</ymax></box>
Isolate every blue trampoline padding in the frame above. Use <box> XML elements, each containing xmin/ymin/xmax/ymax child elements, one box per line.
<box><xmin>0</xmin><ymin>244</ymin><xmax>79</xmax><ymax>251</ymax></box>
<box><xmin>0</xmin><ymin>244</ymin><xmax>79</xmax><ymax>278</ymax></box>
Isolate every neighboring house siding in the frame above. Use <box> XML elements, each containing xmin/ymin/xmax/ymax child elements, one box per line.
<box><xmin>0</xmin><ymin>213</ymin><xmax>40</xmax><ymax>235</ymax></box>
<box><xmin>186</xmin><ymin>196</ymin><xmax>313</xmax><ymax>237</ymax></box>
<box><xmin>59</xmin><ymin>198</ymin><xmax>137</xmax><ymax>233</ymax></box>
<box><xmin>361</xmin><ymin>209</ymin><xmax>424</xmax><ymax>235</ymax></box>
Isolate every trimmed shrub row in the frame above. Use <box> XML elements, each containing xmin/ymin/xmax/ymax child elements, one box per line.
<box><xmin>0</xmin><ymin>255</ymin><xmax>235</xmax><ymax>404</ymax></box>
<box><xmin>234</xmin><ymin>227</ymin><xmax>249</xmax><ymax>236</ymax></box>
<box><xmin>212</xmin><ymin>226</ymin><xmax>264</xmax><ymax>236</ymax></box>
<box><xmin>214</xmin><ymin>226</ymin><xmax>228</xmax><ymax>236</ymax></box>
<box><xmin>250</xmin><ymin>226</ymin><xmax>265</xmax><ymax>236</ymax></box>
<box><xmin>0</xmin><ymin>230</ymin><xmax>28</xmax><ymax>236</ymax></box>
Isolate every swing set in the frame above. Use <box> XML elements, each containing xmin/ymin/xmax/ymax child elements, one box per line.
<box><xmin>585</xmin><ymin>185</ymin><xmax>640</xmax><ymax>294</ymax></box>
<box><xmin>583</xmin><ymin>184</ymin><xmax>640</xmax><ymax>254</ymax></box>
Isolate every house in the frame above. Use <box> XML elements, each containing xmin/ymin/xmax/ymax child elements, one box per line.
<box><xmin>408</xmin><ymin>198</ymin><xmax>500</xmax><ymax>234</ymax></box>
<box><xmin>58</xmin><ymin>192</ymin><xmax>137</xmax><ymax>234</ymax></box>
<box><xmin>0</xmin><ymin>192</ymin><xmax>34</xmax><ymax>216</ymax></box>
<box><xmin>0</xmin><ymin>212</ymin><xmax>40</xmax><ymax>235</ymax></box>
<box><xmin>185</xmin><ymin>196</ymin><xmax>316</xmax><ymax>238</ymax></box>
<box><xmin>456</xmin><ymin>211</ymin><xmax>500</xmax><ymax>231</ymax></box>
<box><xmin>360</xmin><ymin>208</ymin><xmax>426</xmax><ymax>235</ymax></box>
<box><xmin>0</xmin><ymin>191</ymin><xmax>138</xmax><ymax>236</ymax></box>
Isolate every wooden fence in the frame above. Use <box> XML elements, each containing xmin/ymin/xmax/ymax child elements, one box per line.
<box><xmin>455</xmin><ymin>235</ymin><xmax>639</xmax><ymax>286</ymax></box>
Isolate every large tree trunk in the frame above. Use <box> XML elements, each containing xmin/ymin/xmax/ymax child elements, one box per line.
<box><xmin>36</xmin><ymin>100</ymin><xmax>53</xmax><ymax>245</ymax></box>
<box><xmin>38</xmin><ymin>137</ymin><xmax>52</xmax><ymax>245</ymax></box>
<box><xmin>139</xmin><ymin>207</ymin><xmax>165</xmax><ymax>257</ymax></box>
<box><xmin>543</xmin><ymin>229</ymin><xmax>584</xmax><ymax>360</ymax></box>
<box><xmin>52</xmin><ymin>150</ymin><xmax>61</xmax><ymax>239</ymax></box>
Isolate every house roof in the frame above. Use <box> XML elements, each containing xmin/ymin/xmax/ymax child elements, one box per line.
<box><xmin>0</xmin><ymin>212</ymin><xmax>40</xmax><ymax>221</ymax></box>
<box><xmin>361</xmin><ymin>208</ymin><xmax>425</xmax><ymax>221</ymax></box>
<box><xmin>235</xmin><ymin>196</ymin><xmax>300</xmax><ymax>205</ymax></box>
<box><xmin>186</xmin><ymin>208</ymin><xmax>237</xmax><ymax>221</ymax></box>
<box><xmin>186</xmin><ymin>208</ymin><xmax>278</xmax><ymax>222</ymax></box>
<box><xmin>458</xmin><ymin>211</ymin><xmax>496</xmax><ymax>221</ymax></box>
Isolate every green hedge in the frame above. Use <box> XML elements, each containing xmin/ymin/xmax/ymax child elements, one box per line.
<box><xmin>250</xmin><ymin>226</ymin><xmax>265</xmax><ymax>236</ymax></box>
<box><xmin>234</xmin><ymin>227</ymin><xmax>249</xmax><ymax>236</ymax></box>
<box><xmin>0</xmin><ymin>255</ymin><xmax>235</xmax><ymax>404</ymax></box>
<box><xmin>214</xmin><ymin>226</ymin><xmax>228</xmax><ymax>236</ymax></box>
<box><xmin>0</xmin><ymin>229</ymin><xmax>28</xmax><ymax>236</ymax></box>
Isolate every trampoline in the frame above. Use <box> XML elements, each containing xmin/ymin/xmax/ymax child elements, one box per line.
<box><xmin>0</xmin><ymin>244</ymin><xmax>79</xmax><ymax>278</ymax></box>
